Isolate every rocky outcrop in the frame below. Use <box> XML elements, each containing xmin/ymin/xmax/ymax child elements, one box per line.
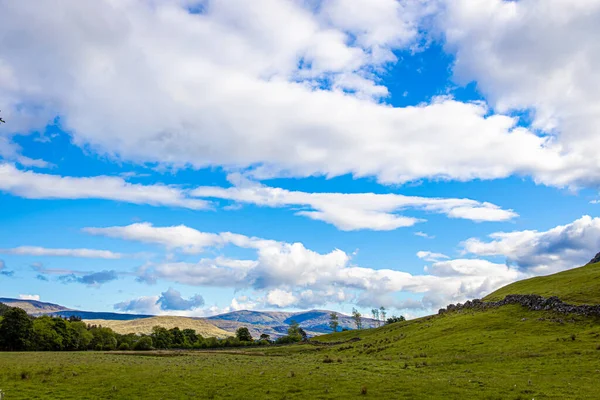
<box><xmin>438</xmin><ymin>294</ymin><xmax>600</xmax><ymax>317</ymax></box>
<box><xmin>587</xmin><ymin>252</ymin><xmax>600</xmax><ymax>265</ymax></box>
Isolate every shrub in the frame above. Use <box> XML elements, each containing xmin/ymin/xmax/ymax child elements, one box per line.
<box><xmin>134</xmin><ymin>336</ymin><xmax>153</xmax><ymax>351</ymax></box>
<box><xmin>118</xmin><ymin>343</ymin><xmax>130</xmax><ymax>351</ymax></box>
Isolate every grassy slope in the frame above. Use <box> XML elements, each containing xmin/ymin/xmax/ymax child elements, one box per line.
<box><xmin>484</xmin><ymin>261</ymin><xmax>600</xmax><ymax>304</ymax></box>
<box><xmin>83</xmin><ymin>316</ymin><xmax>231</xmax><ymax>338</ymax></box>
<box><xmin>3</xmin><ymin>265</ymin><xmax>600</xmax><ymax>398</ymax></box>
<box><xmin>2</xmin><ymin>306</ymin><xmax>600</xmax><ymax>399</ymax></box>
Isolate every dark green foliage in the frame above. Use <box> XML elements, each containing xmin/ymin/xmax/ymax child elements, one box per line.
<box><xmin>259</xmin><ymin>333</ymin><xmax>271</xmax><ymax>342</ymax></box>
<box><xmin>133</xmin><ymin>336</ymin><xmax>153</xmax><ymax>351</ymax></box>
<box><xmin>0</xmin><ymin>307</ymin><xmax>34</xmax><ymax>351</ymax></box>
<box><xmin>386</xmin><ymin>315</ymin><xmax>405</xmax><ymax>325</ymax></box>
<box><xmin>235</xmin><ymin>327</ymin><xmax>253</xmax><ymax>342</ymax></box>
<box><xmin>0</xmin><ymin>302</ymin><xmax>11</xmax><ymax>317</ymax></box>
<box><xmin>151</xmin><ymin>326</ymin><xmax>172</xmax><ymax>349</ymax></box>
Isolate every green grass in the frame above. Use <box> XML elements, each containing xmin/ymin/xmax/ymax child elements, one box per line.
<box><xmin>484</xmin><ymin>262</ymin><xmax>600</xmax><ymax>304</ymax></box>
<box><xmin>2</xmin><ymin>305</ymin><xmax>600</xmax><ymax>399</ymax></box>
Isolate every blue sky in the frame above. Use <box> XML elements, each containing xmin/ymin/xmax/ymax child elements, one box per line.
<box><xmin>1</xmin><ymin>0</ymin><xmax>600</xmax><ymax>318</ymax></box>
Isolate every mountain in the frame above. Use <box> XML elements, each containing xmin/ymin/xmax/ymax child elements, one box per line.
<box><xmin>0</xmin><ymin>298</ymin><xmax>71</xmax><ymax>315</ymax></box>
<box><xmin>484</xmin><ymin>259</ymin><xmax>600</xmax><ymax>305</ymax></box>
<box><xmin>208</xmin><ymin>309</ymin><xmax>379</xmax><ymax>338</ymax></box>
<box><xmin>84</xmin><ymin>316</ymin><xmax>230</xmax><ymax>338</ymax></box>
<box><xmin>0</xmin><ymin>298</ymin><xmax>152</xmax><ymax>320</ymax></box>
<box><xmin>0</xmin><ymin>298</ymin><xmax>378</xmax><ymax>338</ymax></box>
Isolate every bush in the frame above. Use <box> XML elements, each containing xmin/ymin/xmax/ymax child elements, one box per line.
<box><xmin>134</xmin><ymin>336</ymin><xmax>153</xmax><ymax>351</ymax></box>
<box><xmin>118</xmin><ymin>343</ymin><xmax>130</xmax><ymax>351</ymax></box>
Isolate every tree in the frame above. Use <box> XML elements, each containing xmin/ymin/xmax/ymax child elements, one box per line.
<box><xmin>329</xmin><ymin>312</ymin><xmax>339</xmax><ymax>333</ymax></box>
<box><xmin>134</xmin><ymin>336</ymin><xmax>153</xmax><ymax>351</ymax></box>
<box><xmin>169</xmin><ymin>327</ymin><xmax>186</xmax><ymax>348</ymax></box>
<box><xmin>371</xmin><ymin>309</ymin><xmax>380</xmax><ymax>327</ymax></box>
<box><xmin>386</xmin><ymin>315</ymin><xmax>405</xmax><ymax>325</ymax></box>
<box><xmin>298</xmin><ymin>327</ymin><xmax>308</xmax><ymax>342</ymax></box>
<box><xmin>352</xmin><ymin>308</ymin><xmax>362</xmax><ymax>329</ymax></box>
<box><xmin>0</xmin><ymin>307</ymin><xmax>34</xmax><ymax>351</ymax></box>
<box><xmin>259</xmin><ymin>333</ymin><xmax>271</xmax><ymax>342</ymax></box>
<box><xmin>182</xmin><ymin>329</ymin><xmax>198</xmax><ymax>345</ymax></box>
<box><xmin>235</xmin><ymin>327</ymin><xmax>253</xmax><ymax>342</ymax></box>
<box><xmin>379</xmin><ymin>306</ymin><xmax>387</xmax><ymax>326</ymax></box>
<box><xmin>151</xmin><ymin>326</ymin><xmax>172</xmax><ymax>349</ymax></box>
<box><xmin>32</xmin><ymin>316</ymin><xmax>63</xmax><ymax>351</ymax></box>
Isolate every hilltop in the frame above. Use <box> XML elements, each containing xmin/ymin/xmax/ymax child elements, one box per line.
<box><xmin>0</xmin><ymin>298</ymin><xmax>70</xmax><ymax>316</ymax></box>
<box><xmin>484</xmin><ymin>260</ymin><xmax>600</xmax><ymax>304</ymax></box>
<box><xmin>0</xmin><ymin>298</ymin><xmax>152</xmax><ymax>320</ymax></box>
<box><xmin>83</xmin><ymin>316</ymin><xmax>231</xmax><ymax>338</ymax></box>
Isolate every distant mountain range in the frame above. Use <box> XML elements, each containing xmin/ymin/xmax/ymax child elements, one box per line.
<box><xmin>0</xmin><ymin>298</ymin><xmax>379</xmax><ymax>338</ymax></box>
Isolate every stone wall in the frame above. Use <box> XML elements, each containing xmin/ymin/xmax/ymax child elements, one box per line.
<box><xmin>438</xmin><ymin>294</ymin><xmax>600</xmax><ymax>317</ymax></box>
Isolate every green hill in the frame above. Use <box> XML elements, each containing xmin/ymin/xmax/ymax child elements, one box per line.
<box><xmin>484</xmin><ymin>261</ymin><xmax>600</xmax><ymax>304</ymax></box>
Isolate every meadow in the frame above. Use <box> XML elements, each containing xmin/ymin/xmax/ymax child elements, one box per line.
<box><xmin>1</xmin><ymin>305</ymin><xmax>600</xmax><ymax>399</ymax></box>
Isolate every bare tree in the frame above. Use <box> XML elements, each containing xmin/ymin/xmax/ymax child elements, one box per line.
<box><xmin>371</xmin><ymin>308</ymin><xmax>380</xmax><ymax>327</ymax></box>
<box><xmin>379</xmin><ymin>306</ymin><xmax>387</xmax><ymax>326</ymax></box>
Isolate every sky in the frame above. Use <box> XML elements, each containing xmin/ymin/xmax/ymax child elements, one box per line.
<box><xmin>1</xmin><ymin>0</ymin><xmax>600</xmax><ymax>319</ymax></box>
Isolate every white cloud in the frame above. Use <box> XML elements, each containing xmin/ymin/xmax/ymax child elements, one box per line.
<box><xmin>93</xmin><ymin>222</ymin><xmax>526</xmax><ymax>311</ymax></box>
<box><xmin>415</xmin><ymin>231</ymin><xmax>435</xmax><ymax>239</ymax></box>
<box><xmin>191</xmin><ymin>174</ymin><xmax>518</xmax><ymax>230</ymax></box>
<box><xmin>439</xmin><ymin>0</ymin><xmax>600</xmax><ymax>188</ymax></box>
<box><xmin>1</xmin><ymin>246</ymin><xmax>123</xmax><ymax>259</ymax></box>
<box><xmin>417</xmin><ymin>251</ymin><xmax>449</xmax><ymax>262</ymax></box>
<box><xmin>84</xmin><ymin>223</ymin><xmax>222</xmax><ymax>254</ymax></box>
<box><xmin>0</xmin><ymin>163</ymin><xmax>209</xmax><ymax>209</ymax></box>
<box><xmin>0</xmin><ymin>0</ymin><xmax>576</xmax><ymax>187</ymax></box>
<box><xmin>266</xmin><ymin>289</ymin><xmax>298</xmax><ymax>308</ymax></box>
<box><xmin>84</xmin><ymin>223</ymin><xmax>276</xmax><ymax>254</ymax></box>
<box><xmin>19</xmin><ymin>294</ymin><xmax>40</xmax><ymax>301</ymax></box>
<box><xmin>462</xmin><ymin>215</ymin><xmax>600</xmax><ymax>274</ymax></box>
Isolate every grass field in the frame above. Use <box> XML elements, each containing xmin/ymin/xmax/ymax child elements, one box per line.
<box><xmin>485</xmin><ymin>262</ymin><xmax>600</xmax><ymax>304</ymax></box>
<box><xmin>2</xmin><ymin>305</ymin><xmax>600</xmax><ymax>399</ymax></box>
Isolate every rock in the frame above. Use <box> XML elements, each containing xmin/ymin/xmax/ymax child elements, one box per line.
<box><xmin>588</xmin><ymin>252</ymin><xmax>600</xmax><ymax>265</ymax></box>
<box><xmin>437</xmin><ymin>294</ymin><xmax>600</xmax><ymax>317</ymax></box>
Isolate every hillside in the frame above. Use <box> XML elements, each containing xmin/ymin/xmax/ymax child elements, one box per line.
<box><xmin>0</xmin><ymin>298</ymin><xmax>70</xmax><ymax>315</ymax></box>
<box><xmin>484</xmin><ymin>261</ymin><xmax>600</xmax><ymax>304</ymax></box>
<box><xmin>83</xmin><ymin>316</ymin><xmax>231</xmax><ymax>338</ymax></box>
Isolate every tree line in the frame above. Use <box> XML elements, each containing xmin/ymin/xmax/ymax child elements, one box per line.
<box><xmin>0</xmin><ymin>305</ymin><xmax>309</xmax><ymax>351</ymax></box>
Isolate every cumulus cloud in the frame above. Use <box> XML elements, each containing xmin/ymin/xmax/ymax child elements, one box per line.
<box><xmin>19</xmin><ymin>294</ymin><xmax>40</xmax><ymax>301</ymax></box>
<box><xmin>0</xmin><ymin>163</ymin><xmax>208</xmax><ymax>209</ymax></box>
<box><xmin>93</xmin><ymin>222</ymin><xmax>525</xmax><ymax>311</ymax></box>
<box><xmin>439</xmin><ymin>0</ymin><xmax>600</xmax><ymax>188</ymax></box>
<box><xmin>0</xmin><ymin>0</ymin><xmax>577</xmax><ymax>187</ymax></box>
<box><xmin>114</xmin><ymin>296</ymin><xmax>160</xmax><ymax>314</ymax></box>
<box><xmin>0</xmin><ymin>245</ymin><xmax>123</xmax><ymax>259</ymax></box>
<box><xmin>462</xmin><ymin>215</ymin><xmax>600</xmax><ymax>274</ymax></box>
<box><xmin>157</xmin><ymin>287</ymin><xmax>205</xmax><ymax>311</ymax></box>
<box><xmin>191</xmin><ymin>174</ymin><xmax>518</xmax><ymax>230</ymax></box>
<box><xmin>114</xmin><ymin>288</ymin><xmax>206</xmax><ymax>314</ymax></box>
